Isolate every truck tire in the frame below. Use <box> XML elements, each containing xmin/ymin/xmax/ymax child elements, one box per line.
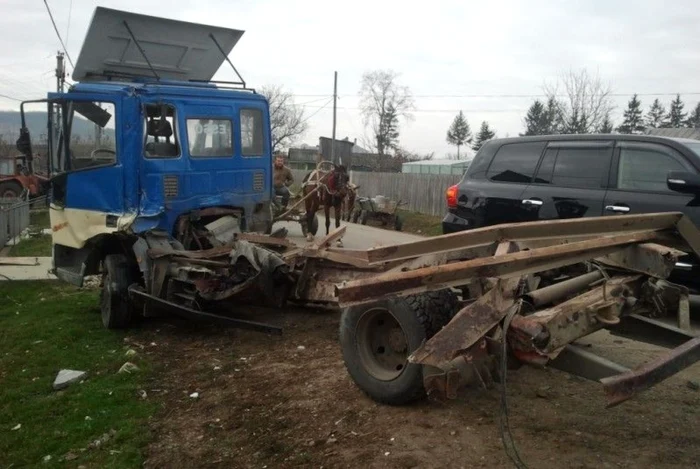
<box><xmin>339</xmin><ymin>289</ymin><xmax>458</xmax><ymax>405</ymax></box>
<box><xmin>100</xmin><ymin>254</ymin><xmax>134</xmax><ymax>329</ymax></box>
<box><xmin>0</xmin><ymin>181</ymin><xmax>23</xmax><ymax>199</ymax></box>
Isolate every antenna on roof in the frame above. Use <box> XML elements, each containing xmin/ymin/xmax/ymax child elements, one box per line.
<box><xmin>122</xmin><ymin>20</ymin><xmax>160</xmax><ymax>80</ymax></box>
<box><xmin>209</xmin><ymin>33</ymin><xmax>246</xmax><ymax>87</ymax></box>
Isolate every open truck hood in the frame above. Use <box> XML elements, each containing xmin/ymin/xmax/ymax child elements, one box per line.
<box><xmin>72</xmin><ymin>7</ymin><xmax>244</xmax><ymax>83</ymax></box>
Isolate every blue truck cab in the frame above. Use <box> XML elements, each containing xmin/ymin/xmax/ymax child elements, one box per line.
<box><xmin>17</xmin><ymin>7</ymin><xmax>274</xmax><ymax>291</ymax></box>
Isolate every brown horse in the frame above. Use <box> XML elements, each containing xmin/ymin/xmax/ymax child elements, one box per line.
<box><xmin>302</xmin><ymin>164</ymin><xmax>350</xmax><ymax>241</ymax></box>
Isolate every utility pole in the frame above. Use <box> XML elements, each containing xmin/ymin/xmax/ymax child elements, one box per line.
<box><xmin>331</xmin><ymin>71</ymin><xmax>337</xmax><ymax>165</ymax></box>
<box><xmin>53</xmin><ymin>51</ymin><xmax>66</xmax><ymax>173</ymax></box>
<box><xmin>55</xmin><ymin>51</ymin><xmax>65</xmax><ymax>92</ymax></box>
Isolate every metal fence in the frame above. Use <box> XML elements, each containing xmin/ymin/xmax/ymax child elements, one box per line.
<box><xmin>0</xmin><ymin>196</ymin><xmax>33</xmax><ymax>249</ymax></box>
<box><xmin>349</xmin><ymin>171</ymin><xmax>462</xmax><ymax>217</ymax></box>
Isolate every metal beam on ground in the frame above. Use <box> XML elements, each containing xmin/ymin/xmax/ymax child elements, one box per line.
<box><xmin>548</xmin><ymin>344</ymin><xmax>631</xmax><ymax>381</ymax></box>
<box><xmin>608</xmin><ymin>314</ymin><xmax>697</xmax><ymax>349</ymax></box>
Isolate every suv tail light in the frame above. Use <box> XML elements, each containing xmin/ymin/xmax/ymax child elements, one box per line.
<box><xmin>446</xmin><ymin>184</ymin><xmax>458</xmax><ymax>208</ymax></box>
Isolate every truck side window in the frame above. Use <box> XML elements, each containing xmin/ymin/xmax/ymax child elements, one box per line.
<box><xmin>59</xmin><ymin>101</ymin><xmax>117</xmax><ymax>172</ymax></box>
<box><xmin>240</xmin><ymin>108</ymin><xmax>264</xmax><ymax>156</ymax></box>
<box><xmin>486</xmin><ymin>142</ymin><xmax>545</xmax><ymax>183</ymax></box>
<box><xmin>186</xmin><ymin>118</ymin><xmax>233</xmax><ymax>158</ymax></box>
<box><xmin>144</xmin><ymin>104</ymin><xmax>179</xmax><ymax>158</ymax></box>
<box><xmin>550</xmin><ymin>147</ymin><xmax>611</xmax><ymax>189</ymax></box>
<box><xmin>617</xmin><ymin>147</ymin><xmax>689</xmax><ymax>192</ymax></box>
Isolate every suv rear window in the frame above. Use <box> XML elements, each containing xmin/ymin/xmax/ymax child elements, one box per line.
<box><xmin>550</xmin><ymin>147</ymin><xmax>611</xmax><ymax>189</ymax></box>
<box><xmin>486</xmin><ymin>142</ymin><xmax>545</xmax><ymax>183</ymax></box>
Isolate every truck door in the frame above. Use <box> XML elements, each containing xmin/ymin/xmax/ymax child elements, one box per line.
<box><xmin>49</xmin><ymin>96</ymin><xmax>126</xmax><ymax>249</ymax></box>
<box><xmin>138</xmin><ymin>99</ymin><xmax>270</xmax><ymax>234</ymax></box>
<box><xmin>518</xmin><ymin>141</ymin><xmax>613</xmax><ymax>222</ymax></box>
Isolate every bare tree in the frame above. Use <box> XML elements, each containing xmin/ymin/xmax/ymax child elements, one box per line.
<box><xmin>359</xmin><ymin>70</ymin><xmax>415</xmax><ymax>155</ymax></box>
<box><xmin>543</xmin><ymin>68</ymin><xmax>615</xmax><ymax>134</ymax></box>
<box><xmin>259</xmin><ymin>85</ymin><xmax>309</xmax><ymax>154</ymax></box>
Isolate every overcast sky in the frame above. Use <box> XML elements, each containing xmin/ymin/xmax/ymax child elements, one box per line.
<box><xmin>2</xmin><ymin>0</ymin><xmax>700</xmax><ymax>157</ymax></box>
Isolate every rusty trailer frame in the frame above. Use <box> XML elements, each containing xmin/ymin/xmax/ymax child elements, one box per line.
<box><xmin>130</xmin><ymin>211</ymin><xmax>700</xmax><ymax>408</ymax></box>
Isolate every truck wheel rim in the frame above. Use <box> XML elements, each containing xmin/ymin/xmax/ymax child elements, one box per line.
<box><xmin>356</xmin><ymin>307</ymin><xmax>408</xmax><ymax>381</ymax></box>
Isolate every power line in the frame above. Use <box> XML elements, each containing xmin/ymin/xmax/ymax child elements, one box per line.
<box><xmin>43</xmin><ymin>0</ymin><xmax>74</xmax><ymax>68</ymax></box>
<box><xmin>300</xmin><ymin>97</ymin><xmax>334</xmax><ymax>123</ymax></box>
<box><xmin>65</xmin><ymin>0</ymin><xmax>73</xmax><ymax>49</ymax></box>
<box><xmin>0</xmin><ymin>92</ymin><xmax>22</xmax><ymax>102</ymax></box>
<box><xmin>297</xmin><ymin>96</ymin><xmax>332</xmax><ymax>106</ymax></box>
<box><xmin>301</xmin><ymin>105</ymin><xmax>528</xmax><ymax>113</ymax></box>
<box><xmin>293</xmin><ymin>92</ymin><xmax>700</xmax><ymax>99</ymax></box>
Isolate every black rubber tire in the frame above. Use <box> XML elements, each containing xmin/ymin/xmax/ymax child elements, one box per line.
<box><xmin>359</xmin><ymin>210</ymin><xmax>368</xmax><ymax>225</ymax></box>
<box><xmin>100</xmin><ymin>254</ymin><xmax>134</xmax><ymax>329</ymax></box>
<box><xmin>394</xmin><ymin>215</ymin><xmax>403</xmax><ymax>231</ymax></box>
<box><xmin>0</xmin><ymin>181</ymin><xmax>23</xmax><ymax>199</ymax></box>
<box><xmin>339</xmin><ymin>289</ymin><xmax>458</xmax><ymax>405</ymax></box>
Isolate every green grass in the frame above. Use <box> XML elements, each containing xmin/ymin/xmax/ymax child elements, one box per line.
<box><xmin>0</xmin><ymin>281</ymin><xmax>156</xmax><ymax>468</ymax></box>
<box><xmin>8</xmin><ymin>234</ymin><xmax>52</xmax><ymax>257</ymax></box>
<box><xmin>7</xmin><ymin>209</ymin><xmax>52</xmax><ymax>257</ymax></box>
<box><xmin>397</xmin><ymin>209</ymin><xmax>443</xmax><ymax>236</ymax></box>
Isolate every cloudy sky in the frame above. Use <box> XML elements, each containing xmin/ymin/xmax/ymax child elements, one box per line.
<box><xmin>1</xmin><ymin>0</ymin><xmax>700</xmax><ymax>157</ymax></box>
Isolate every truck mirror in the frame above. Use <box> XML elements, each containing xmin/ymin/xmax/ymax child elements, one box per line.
<box><xmin>667</xmin><ymin>171</ymin><xmax>700</xmax><ymax>195</ymax></box>
<box><xmin>16</xmin><ymin>128</ymin><xmax>31</xmax><ymax>156</ymax></box>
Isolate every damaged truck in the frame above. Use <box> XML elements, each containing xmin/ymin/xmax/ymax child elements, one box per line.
<box><xmin>15</xmin><ymin>6</ymin><xmax>700</xmax><ymax>410</ymax></box>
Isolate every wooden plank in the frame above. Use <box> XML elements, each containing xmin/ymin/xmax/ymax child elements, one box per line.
<box><xmin>336</xmin><ymin>230</ymin><xmax>661</xmax><ymax>307</ymax></box>
<box><xmin>363</xmin><ymin>212</ymin><xmax>682</xmax><ymax>265</ymax></box>
<box><xmin>312</xmin><ymin>226</ymin><xmax>346</xmax><ymax>250</ymax></box>
<box><xmin>301</xmin><ymin>248</ymin><xmax>371</xmax><ymax>268</ymax></box>
<box><xmin>236</xmin><ymin>233</ymin><xmax>294</xmax><ymax>248</ymax></box>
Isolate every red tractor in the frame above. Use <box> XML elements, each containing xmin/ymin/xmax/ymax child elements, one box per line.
<box><xmin>0</xmin><ymin>154</ymin><xmax>48</xmax><ymax>199</ymax></box>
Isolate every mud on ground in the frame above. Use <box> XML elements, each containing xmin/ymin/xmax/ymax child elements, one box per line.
<box><xmin>136</xmin><ymin>308</ymin><xmax>700</xmax><ymax>469</ymax></box>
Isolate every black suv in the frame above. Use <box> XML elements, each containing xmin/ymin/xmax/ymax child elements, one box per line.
<box><xmin>442</xmin><ymin>134</ymin><xmax>700</xmax><ymax>285</ymax></box>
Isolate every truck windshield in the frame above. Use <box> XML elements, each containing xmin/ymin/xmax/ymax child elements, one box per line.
<box><xmin>53</xmin><ymin>101</ymin><xmax>117</xmax><ymax>173</ymax></box>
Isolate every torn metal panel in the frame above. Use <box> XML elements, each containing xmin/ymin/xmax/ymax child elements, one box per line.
<box><xmin>409</xmin><ymin>277</ymin><xmax>521</xmax><ymax>368</ymax></box>
<box><xmin>601</xmin><ymin>335</ymin><xmax>700</xmax><ymax>407</ymax></box>
<box><xmin>363</xmin><ymin>212</ymin><xmax>682</xmax><ymax>265</ymax></box>
<box><xmin>336</xmin><ymin>231</ymin><xmax>660</xmax><ymax>307</ymax></box>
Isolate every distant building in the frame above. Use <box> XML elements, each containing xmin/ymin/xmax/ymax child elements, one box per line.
<box><xmin>401</xmin><ymin>159</ymin><xmax>472</xmax><ymax>176</ymax></box>
<box><xmin>644</xmin><ymin>127</ymin><xmax>700</xmax><ymax>140</ymax></box>
<box><xmin>287</xmin><ymin>146</ymin><xmax>319</xmax><ymax>171</ymax></box>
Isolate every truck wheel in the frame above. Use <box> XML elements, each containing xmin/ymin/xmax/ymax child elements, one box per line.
<box><xmin>0</xmin><ymin>181</ymin><xmax>23</xmax><ymax>199</ymax></box>
<box><xmin>339</xmin><ymin>289</ymin><xmax>458</xmax><ymax>405</ymax></box>
<box><xmin>100</xmin><ymin>254</ymin><xmax>134</xmax><ymax>329</ymax></box>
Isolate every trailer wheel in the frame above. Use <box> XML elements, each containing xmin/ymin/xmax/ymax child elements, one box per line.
<box><xmin>0</xmin><ymin>181</ymin><xmax>23</xmax><ymax>199</ymax></box>
<box><xmin>339</xmin><ymin>289</ymin><xmax>458</xmax><ymax>405</ymax></box>
<box><xmin>100</xmin><ymin>254</ymin><xmax>134</xmax><ymax>329</ymax></box>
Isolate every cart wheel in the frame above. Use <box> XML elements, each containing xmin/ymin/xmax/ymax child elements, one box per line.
<box><xmin>100</xmin><ymin>254</ymin><xmax>135</xmax><ymax>329</ymax></box>
<box><xmin>394</xmin><ymin>214</ymin><xmax>403</xmax><ymax>231</ymax></box>
<box><xmin>360</xmin><ymin>210</ymin><xmax>368</xmax><ymax>225</ymax></box>
<box><xmin>339</xmin><ymin>290</ymin><xmax>458</xmax><ymax>405</ymax></box>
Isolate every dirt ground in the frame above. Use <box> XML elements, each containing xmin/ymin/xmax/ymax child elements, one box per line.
<box><xmin>129</xmin><ymin>306</ymin><xmax>700</xmax><ymax>469</ymax></box>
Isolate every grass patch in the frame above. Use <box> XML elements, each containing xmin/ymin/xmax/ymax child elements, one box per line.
<box><xmin>30</xmin><ymin>209</ymin><xmax>51</xmax><ymax>230</ymax></box>
<box><xmin>0</xmin><ymin>281</ymin><xmax>156</xmax><ymax>468</ymax></box>
<box><xmin>8</xmin><ymin>234</ymin><xmax>52</xmax><ymax>257</ymax></box>
<box><xmin>397</xmin><ymin>210</ymin><xmax>443</xmax><ymax>236</ymax></box>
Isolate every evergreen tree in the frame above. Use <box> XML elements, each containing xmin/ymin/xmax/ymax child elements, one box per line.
<box><xmin>472</xmin><ymin>121</ymin><xmax>496</xmax><ymax>151</ymax></box>
<box><xmin>597</xmin><ymin>113</ymin><xmax>614</xmax><ymax>133</ymax></box>
<box><xmin>666</xmin><ymin>94</ymin><xmax>687</xmax><ymax>128</ymax></box>
<box><xmin>377</xmin><ymin>103</ymin><xmax>400</xmax><ymax>153</ymax></box>
<box><xmin>685</xmin><ymin>102</ymin><xmax>700</xmax><ymax>128</ymax></box>
<box><xmin>545</xmin><ymin>97</ymin><xmax>564</xmax><ymax>134</ymax></box>
<box><xmin>446</xmin><ymin>110</ymin><xmax>472</xmax><ymax>158</ymax></box>
<box><xmin>522</xmin><ymin>100</ymin><xmax>547</xmax><ymax>135</ymax></box>
<box><xmin>616</xmin><ymin>94</ymin><xmax>645</xmax><ymax>134</ymax></box>
<box><xmin>562</xmin><ymin>107</ymin><xmax>589</xmax><ymax>134</ymax></box>
<box><xmin>645</xmin><ymin>98</ymin><xmax>666</xmax><ymax>128</ymax></box>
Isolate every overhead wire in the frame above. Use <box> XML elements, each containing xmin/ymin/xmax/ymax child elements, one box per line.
<box><xmin>0</xmin><ymin>92</ymin><xmax>22</xmax><ymax>102</ymax></box>
<box><xmin>43</xmin><ymin>0</ymin><xmax>74</xmax><ymax>68</ymax></box>
<box><xmin>300</xmin><ymin>97</ymin><xmax>334</xmax><ymax>124</ymax></box>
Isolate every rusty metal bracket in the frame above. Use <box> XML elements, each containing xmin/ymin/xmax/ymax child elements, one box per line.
<box><xmin>601</xmin><ymin>335</ymin><xmax>700</xmax><ymax>407</ymax></box>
